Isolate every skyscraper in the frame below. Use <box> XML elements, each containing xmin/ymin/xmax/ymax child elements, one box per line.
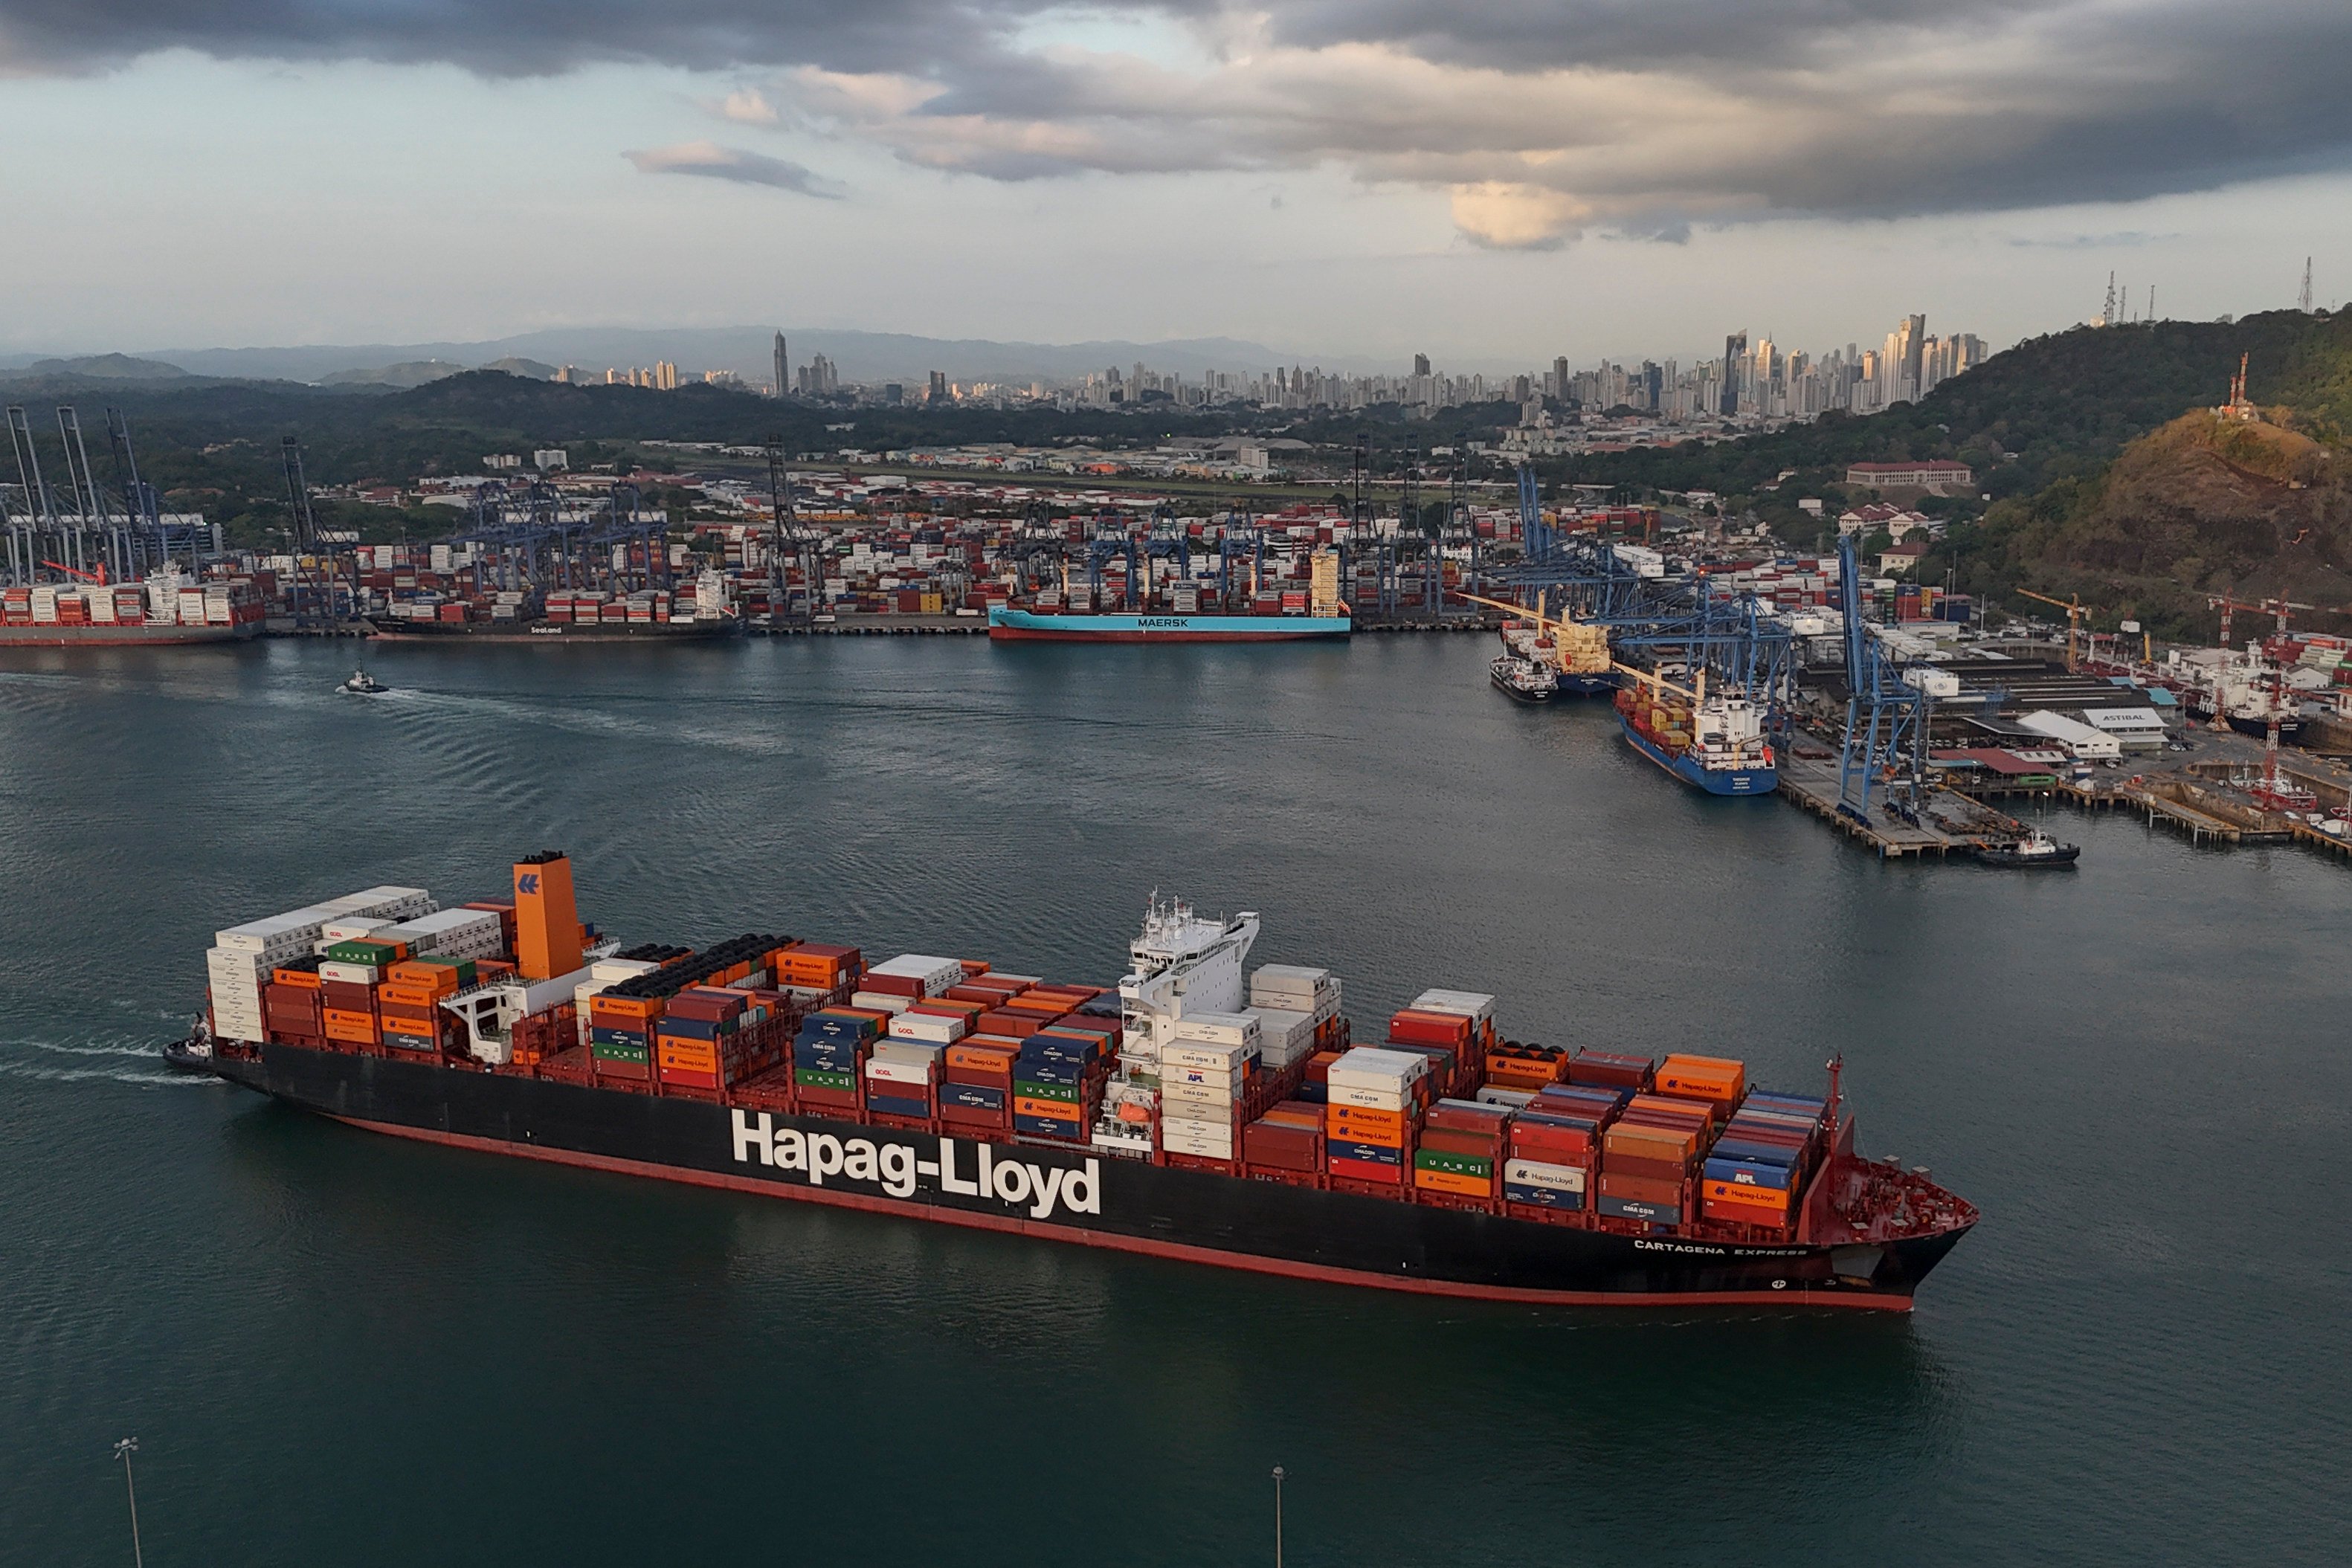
<box><xmin>773</xmin><ymin>331</ymin><xmax>787</xmax><ymax>398</ymax></box>
<box><xmin>1720</xmin><ymin>332</ymin><xmax>1747</xmax><ymax>416</ymax></box>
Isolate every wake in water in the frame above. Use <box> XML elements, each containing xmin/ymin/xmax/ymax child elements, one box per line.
<box><xmin>23</xmin><ymin>1039</ymin><xmax>155</xmax><ymax>1058</ymax></box>
<box><xmin>0</xmin><ymin>1057</ymin><xmax>208</xmax><ymax>1087</ymax></box>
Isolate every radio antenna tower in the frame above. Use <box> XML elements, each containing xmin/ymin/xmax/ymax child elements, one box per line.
<box><xmin>2300</xmin><ymin>257</ymin><xmax>2314</xmax><ymax>314</ymax></box>
<box><xmin>2100</xmin><ymin>272</ymin><xmax>2117</xmax><ymax>326</ymax></box>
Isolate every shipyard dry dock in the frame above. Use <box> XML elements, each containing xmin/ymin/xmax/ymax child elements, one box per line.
<box><xmin>182</xmin><ymin>852</ymin><xmax>1976</xmax><ymax>1309</ymax></box>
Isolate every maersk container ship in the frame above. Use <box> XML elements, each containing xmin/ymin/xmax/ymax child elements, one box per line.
<box><xmin>175</xmin><ymin>853</ymin><xmax>1972</xmax><ymax>1309</ymax></box>
<box><xmin>989</xmin><ymin>606</ymin><xmax>1351</xmax><ymax>642</ymax></box>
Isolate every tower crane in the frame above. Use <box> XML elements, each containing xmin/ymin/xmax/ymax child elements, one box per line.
<box><xmin>2014</xmin><ymin>587</ymin><xmax>2088</xmax><ymax>671</ymax></box>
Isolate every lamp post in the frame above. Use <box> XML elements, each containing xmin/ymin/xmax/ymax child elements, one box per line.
<box><xmin>112</xmin><ymin>1437</ymin><xmax>144</xmax><ymax>1568</ymax></box>
<box><xmin>1272</xmin><ymin>1465</ymin><xmax>1285</xmax><ymax>1568</ymax></box>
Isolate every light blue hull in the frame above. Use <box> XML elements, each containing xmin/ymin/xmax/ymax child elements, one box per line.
<box><xmin>989</xmin><ymin>607</ymin><xmax>1352</xmax><ymax>642</ymax></box>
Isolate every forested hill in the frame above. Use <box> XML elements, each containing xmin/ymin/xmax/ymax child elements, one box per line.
<box><xmin>1555</xmin><ymin>308</ymin><xmax>2352</xmax><ymax>507</ymax></box>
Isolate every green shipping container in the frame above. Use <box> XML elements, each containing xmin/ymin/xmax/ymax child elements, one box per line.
<box><xmin>592</xmin><ymin>1041</ymin><xmax>650</xmax><ymax>1065</ymax></box>
<box><xmin>795</xmin><ymin>1068</ymin><xmax>856</xmax><ymax>1092</ymax></box>
<box><xmin>1414</xmin><ymin>1148</ymin><xmax>1495</xmax><ymax>1178</ymax></box>
<box><xmin>1014</xmin><ymin>1080</ymin><xmax>1080</xmax><ymax>1103</ymax></box>
<box><xmin>414</xmin><ymin>955</ymin><xmax>478</xmax><ymax>986</ymax></box>
<box><xmin>326</xmin><ymin>939</ymin><xmax>401</xmax><ymax>965</ymax></box>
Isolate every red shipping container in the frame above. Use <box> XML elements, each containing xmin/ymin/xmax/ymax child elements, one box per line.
<box><xmin>859</xmin><ymin>973</ymin><xmax>927</xmax><ymax>998</ymax></box>
<box><xmin>1328</xmin><ymin>1155</ymin><xmax>1404</xmax><ymax>1184</ymax></box>
<box><xmin>977</xmin><ymin>1010</ymin><xmax>1053</xmax><ymax>1037</ymax></box>
<box><xmin>1387</xmin><ymin>1008</ymin><xmax>1472</xmax><ymax>1047</ymax></box>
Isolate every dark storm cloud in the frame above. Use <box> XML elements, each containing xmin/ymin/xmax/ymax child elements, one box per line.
<box><xmin>7</xmin><ymin>0</ymin><xmax>2351</xmax><ymax>234</ymax></box>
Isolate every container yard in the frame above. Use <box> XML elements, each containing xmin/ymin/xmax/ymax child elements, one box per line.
<box><xmin>176</xmin><ymin>850</ymin><xmax>1976</xmax><ymax>1309</ymax></box>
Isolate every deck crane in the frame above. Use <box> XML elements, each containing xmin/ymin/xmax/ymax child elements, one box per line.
<box><xmin>2015</xmin><ymin>587</ymin><xmax>2089</xmax><ymax>671</ymax></box>
<box><xmin>1461</xmin><ymin>591</ymin><xmax>1701</xmax><ymax>700</ymax></box>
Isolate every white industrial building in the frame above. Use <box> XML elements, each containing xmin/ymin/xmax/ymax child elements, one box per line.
<box><xmin>2017</xmin><ymin>709</ymin><xmax>2123</xmax><ymax>761</ymax></box>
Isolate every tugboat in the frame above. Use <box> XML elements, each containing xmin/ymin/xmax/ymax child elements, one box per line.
<box><xmin>1489</xmin><ymin>651</ymin><xmax>1559</xmax><ymax>703</ymax></box>
<box><xmin>1974</xmin><ymin>827</ymin><xmax>2080</xmax><ymax>868</ymax></box>
<box><xmin>341</xmin><ymin>668</ymin><xmax>391</xmax><ymax>696</ymax></box>
<box><xmin>162</xmin><ymin>1016</ymin><xmax>217</xmax><ymax>1072</ymax></box>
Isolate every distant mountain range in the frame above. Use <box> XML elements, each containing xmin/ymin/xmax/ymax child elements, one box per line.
<box><xmin>0</xmin><ymin>329</ymin><xmax>1382</xmax><ymax>389</ymax></box>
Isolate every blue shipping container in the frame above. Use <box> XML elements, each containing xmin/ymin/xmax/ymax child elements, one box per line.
<box><xmin>943</xmin><ymin>1083</ymin><xmax>1006</xmax><ymax>1111</ymax></box>
<box><xmin>590</xmin><ymin>1026</ymin><xmax>648</xmax><ymax>1048</ymax></box>
<box><xmin>866</xmin><ymin>1092</ymin><xmax>930</xmax><ymax>1118</ymax></box>
<box><xmin>1704</xmin><ymin>1156</ymin><xmax>1794</xmax><ymax>1190</ymax></box>
<box><xmin>1710</xmin><ymin>1139</ymin><xmax>1799</xmax><ymax>1167</ymax></box>
<box><xmin>1597</xmin><ymin>1195</ymin><xmax>1681</xmax><ymax>1224</ymax></box>
<box><xmin>1015</xmin><ymin>1059</ymin><xmax>1085</xmax><ymax>1085</ymax></box>
<box><xmin>1504</xmin><ymin>1184</ymin><xmax>1585</xmax><ymax>1210</ymax></box>
<box><xmin>1330</xmin><ymin>1140</ymin><xmax>1403</xmax><ymax>1166</ymax></box>
<box><xmin>1013</xmin><ymin>1114</ymin><xmax>1083</xmax><ymax>1139</ymax></box>
<box><xmin>1295</xmin><ymin>1082</ymin><xmax>1328</xmax><ymax>1103</ymax></box>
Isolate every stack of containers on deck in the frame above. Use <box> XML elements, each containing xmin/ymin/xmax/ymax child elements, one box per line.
<box><xmin>374</xmin><ymin>907</ymin><xmax>505</xmax><ymax>964</ymax></box>
<box><xmin>794</xmin><ymin>1007</ymin><xmax>884</xmax><ymax>1110</ymax></box>
<box><xmin>1296</xmin><ymin>1050</ymin><xmax>1342</xmax><ymax>1104</ymax></box>
<box><xmin>1504</xmin><ymin>1083</ymin><xmax>1620</xmax><ymax>1210</ymax></box>
<box><xmin>853</xmin><ymin>952</ymin><xmax>965</xmax><ymax>1016</ymax></box>
<box><xmin>1014</xmin><ymin>1026</ymin><xmax>1103</xmax><ymax>1143</ymax></box>
<box><xmin>574</xmin><ymin>955</ymin><xmax>664</xmax><ymax>1047</ymax></box>
<box><xmin>263</xmin><ymin>957</ymin><xmax>326</xmax><ymax>1045</ymax></box>
<box><xmin>1243</xmin><ymin>1102</ymin><xmax>1323</xmax><ymax>1173</ymax></box>
<box><xmin>772</xmin><ymin>941</ymin><xmax>861</xmax><ymax>1001</ymax></box>
<box><xmin>1387</xmin><ymin>994</ymin><xmax>1489</xmax><ymax>1099</ymax></box>
<box><xmin>1701</xmin><ymin>1088</ymin><xmax>1826</xmax><ymax>1229</ymax></box>
<box><xmin>1599</xmin><ymin>1084</ymin><xmax>1717</xmax><ymax>1225</ymax></box>
<box><xmin>1247</xmin><ymin>964</ymin><xmax>1344</xmax><ymax>1062</ymax></box>
<box><xmin>1414</xmin><ymin>1099</ymin><xmax>1509</xmax><ymax>1198</ymax></box>
<box><xmin>1568</xmin><ymin>1049</ymin><xmax>1655</xmax><ymax>1094</ymax></box>
<box><xmin>869</xmin><ymin>992</ymin><xmax>970</xmax><ymax>1117</ymax></box>
<box><xmin>657</xmin><ymin>985</ymin><xmax>750</xmax><ymax>1091</ymax></box>
<box><xmin>1158</xmin><ymin>1011</ymin><xmax>1260</xmax><ymax>1163</ymax></box>
<box><xmin>943</xmin><ymin>1035</ymin><xmax>1018</xmax><ymax>1129</ymax></box>
<box><xmin>378</xmin><ymin>956</ymin><xmax>475</xmax><ymax>1052</ymax></box>
<box><xmin>587</xmin><ymin>992</ymin><xmax>662</xmax><ymax>1081</ymax></box>
<box><xmin>320</xmin><ymin>938</ymin><xmax>408</xmax><ymax>1050</ymax></box>
<box><xmin>1324</xmin><ymin>1047</ymin><xmax>1428</xmax><ymax>1184</ymax></box>
<box><xmin>208</xmin><ymin>887</ymin><xmax>431</xmax><ymax>1043</ymax></box>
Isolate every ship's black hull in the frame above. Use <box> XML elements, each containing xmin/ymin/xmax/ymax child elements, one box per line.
<box><xmin>213</xmin><ymin>1045</ymin><xmax>1967</xmax><ymax>1309</ymax></box>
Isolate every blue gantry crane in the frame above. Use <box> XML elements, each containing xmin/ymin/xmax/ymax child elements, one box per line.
<box><xmin>1832</xmin><ymin>529</ymin><xmax>1933</xmax><ymax>824</ymax></box>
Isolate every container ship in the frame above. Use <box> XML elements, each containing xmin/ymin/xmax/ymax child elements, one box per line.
<box><xmin>175</xmin><ymin>852</ymin><xmax>1973</xmax><ymax>1309</ymax></box>
<box><xmin>1614</xmin><ymin>680</ymin><xmax>1778</xmax><ymax>796</ymax></box>
<box><xmin>987</xmin><ymin>606</ymin><xmax>1350</xmax><ymax>642</ymax></box>
<box><xmin>0</xmin><ymin>574</ymin><xmax>263</xmax><ymax>647</ymax></box>
<box><xmin>1498</xmin><ymin>615</ymin><xmax>1616</xmax><ymax>696</ymax></box>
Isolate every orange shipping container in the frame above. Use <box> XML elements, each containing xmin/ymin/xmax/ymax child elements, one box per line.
<box><xmin>271</xmin><ymin>967</ymin><xmax>323</xmax><ymax>989</ymax></box>
<box><xmin>1656</xmin><ymin>1054</ymin><xmax>1746</xmax><ymax>1104</ymax></box>
<box><xmin>1701</xmin><ymin>1179</ymin><xmax>1790</xmax><ymax>1211</ymax></box>
<box><xmin>377</xmin><ymin>983</ymin><xmax>442</xmax><ymax>1010</ymax></box>
<box><xmin>323</xmin><ymin>1013</ymin><xmax>378</xmax><ymax>1045</ymax></box>
<box><xmin>591</xmin><ymin>995</ymin><xmax>663</xmax><ymax>1022</ymax></box>
<box><xmin>1413</xmin><ymin>1167</ymin><xmax>1495</xmax><ymax>1198</ymax></box>
<box><xmin>660</xmin><ymin>1042</ymin><xmax>719</xmax><ymax>1072</ymax></box>
<box><xmin>947</xmin><ymin>1045</ymin><xmax>1018</xmax><ymax>1074</ymax></box>
<box><xmin>1324</xmin><ymin>1105</ymin><xmax>1407</xmax><ymax>1137</ymax></box>
<box><xmin>1014</xmin><ymin>1097</ymin><xmax>1081</xmax><ymax>1121</ymax></box>
<box><xmin>387</xmin><ymin>961</ymin><xmax>460</xmax><ymax>994</ymax></box>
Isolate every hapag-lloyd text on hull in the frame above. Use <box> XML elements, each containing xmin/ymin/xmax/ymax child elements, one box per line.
<box><xmin>730</xmin><ymin>1109</ymin><xmax>1102</xmax><ymax>1219</ymax></box>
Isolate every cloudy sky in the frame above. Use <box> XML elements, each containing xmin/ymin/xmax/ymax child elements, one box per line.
<box><xmin>4</xmin><ymin>0</ymin><xmax>2348</xmax><ymax>367</ymax></box>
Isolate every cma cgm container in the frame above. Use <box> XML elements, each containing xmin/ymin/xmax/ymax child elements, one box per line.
<box><xmin>175</xmin><ymin>854</ymin><xmax>1977</xmax><ymax>1311</ymax></box>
